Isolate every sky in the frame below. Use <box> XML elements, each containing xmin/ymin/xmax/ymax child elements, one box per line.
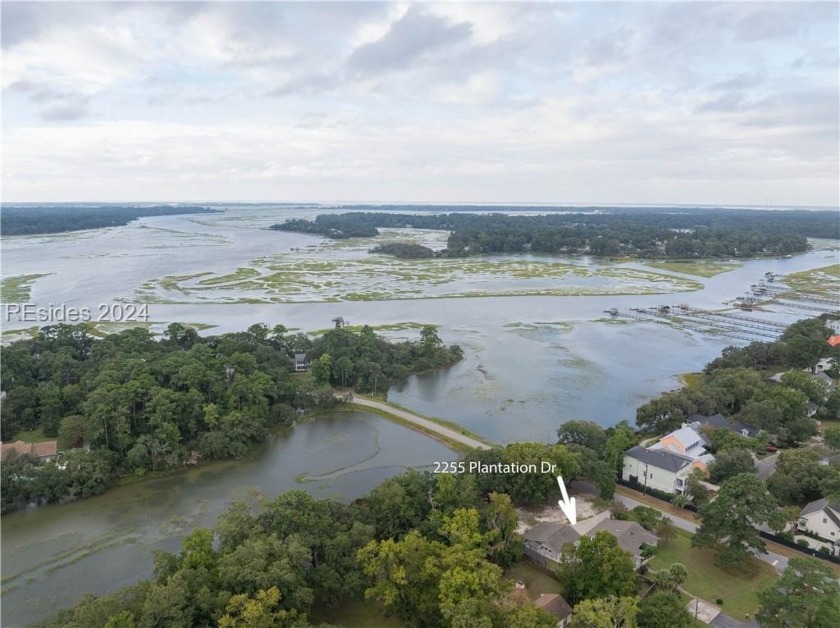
<box><xmin>2</xmin><ymin>1</ymin><xmax>838</xmax><ymax>206</ymax></box>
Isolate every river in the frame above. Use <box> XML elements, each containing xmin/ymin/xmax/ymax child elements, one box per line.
<box><xmin>2</xmin><ymin>204</ymin><xmax>838</xmax><ymax>624</ymax></box>
<box><xmin>0</xmin><ymin>411</ymin><xmax>456</xmax><ymax>626</ymax></box>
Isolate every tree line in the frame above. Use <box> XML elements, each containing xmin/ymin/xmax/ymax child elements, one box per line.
<box><xmin>1</xmin><ymin>205</ymin><xmax>219</xmax><ymax>236</ymax></box>
<box><xmin>0</xmin><ymin>322</ymin><xmax>462</xmax><ymax>513</ymax></box>
<box><xmin>39</xmin><ymin>443</ymin><xmax>699</xmax><ymax>628</ymax></box>
<box><xmin>270</xmin><ymin>208</ymin><xmax>840</xmax><ymax>258</ymax></box>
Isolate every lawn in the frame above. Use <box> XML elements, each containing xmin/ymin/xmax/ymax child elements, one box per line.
<box><xmin>11</xmin><ymin>428</ymin><xmax>53</xmax><ymax>443</ymax></box>
<box><xmin>649</xmin><ymin>529</ymin><xmax>778</xmax><ymax>618</ymax></box>
<box><xmin>310</xmin><ymin>599</ymin><xmax>401</xmax><ymax>628</ymax></box>
<box><xmin>505</xmin><ymin>562</ymin><xmax>562</xmax><ymax>599</ymax></box>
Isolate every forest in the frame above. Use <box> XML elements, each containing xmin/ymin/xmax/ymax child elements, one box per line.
<box><xmin>26</xmin><ymin>316</ymin><xmax>840</xmax><ymax>627</ymax></box>
<box><xmin>1</xmin><ymin>205</ymin><xmax>218</xmax><ymax>235</ymax></box>
<box><xmin>369</xmin><ymin>243</ymin><xmax>437</xmax><ymax>259</ymax></box>
<box><xmin>634</xmin><ymin>316</ymin><xmax>840</xmax><ymax>515</ymax></box>
<box><xmin>40</xmin><ymin>443</ymin><xmax>691</xmax><ymax>628</ymax></box>
<box><xmin>0</xmin><ymin>323</ymin><xmax>462</xmax><ymax>513</ymax></box>
<box><xmin>270</xmin><ymin>208</ymin><xmax>840</xmax><ymax>258</ymax></box>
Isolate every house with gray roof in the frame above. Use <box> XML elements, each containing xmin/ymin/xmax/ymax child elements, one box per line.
<box><xmin>523</xmin><ymin>522</ymin><xmax>580</xmax><ymax>565</ymax></box>
<box><xmin>686</xmin><ymin>412</ymin><xmax>760</xmax><ymax>439</ymax></box>
<box><xmin>586</xmin><ymin>519</ymin><xmax>658</xmax><ymax>569</ymax></box>
<box><xmin>797</xmin><ymin>498</ymin><xmax>840</xmax><ymax>542</ymax></box>
<box><xmin>534</xmin><ymin>594</ymin><xmax>573</xmax><ymax>627</ymax></box>
<box><xmin>622</xmin><ymin>445</ymin><xmax>709</xmax><ymax>495</ymax></box>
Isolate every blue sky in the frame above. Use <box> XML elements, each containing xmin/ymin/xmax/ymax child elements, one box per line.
<box><xmin>2</xmin><ymin>2</ymin><xmax>838</xmax><ymax>206</ymax></box>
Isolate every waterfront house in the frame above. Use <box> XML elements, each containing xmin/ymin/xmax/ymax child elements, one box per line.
<box><xmin>0</xmin><ymin>440</ymin><xmax>59</xmax><ymax>463</ymax></box>
<box><xmin>686</xmin><ymin>412</ymin><xmax>760</xmax><ymax>438</ymax></box>
<box><xmin>622</xmin><ymin>446</ymin><xmax>708</xmax><ymax>495</ymax></box>
<box><xmin>797</xmin><ymin>498</ymin><xmax>840</xmax><ymax>541</ymax></box>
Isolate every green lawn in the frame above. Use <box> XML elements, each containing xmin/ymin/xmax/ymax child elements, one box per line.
<box><xmin>649</xmin><ymin>530</ymin><xmax>778</xmax><ymax>618</ymax></box>
<box><xmin>310</xmin><ymin>599</ymin><xmax>400</xmax><ymax>628</ymax></box>
<box><xmin>11</xmin><ymin>428</ymin><xmax>53</xmax><ymax>443</ymax></box>
<box><xmin>505</xmin><ymin>562</ymin><xmax>562</xmax><ymax>599</ymax></box>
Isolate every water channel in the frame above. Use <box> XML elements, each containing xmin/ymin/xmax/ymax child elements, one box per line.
<box><xmin>2</xmin><ymin>205</ymin><xmax>838</xmax><ymax>624</ymax></box>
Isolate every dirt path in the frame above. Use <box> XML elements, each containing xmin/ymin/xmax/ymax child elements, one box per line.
<box><xmin>349</xmin><ymin>395</ymin><xmax>492</xmax><ymax>450</ymax></box>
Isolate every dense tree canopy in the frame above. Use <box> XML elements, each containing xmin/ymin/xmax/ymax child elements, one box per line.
<box><xmin>44</xmin><ymin>471</ymin><xmax>560</xmax><ymax>627</ymax></box>
<box><xmin>693</xmin><ymin>473</ymin><xmax>785</xmax><ymax>567</ymax></box>
<box><xmin>757</xmin><ymin>558</ymin><xmax>840</xmax><ymax>628</ymax></box>
<box><xmin>556</xmin><ymin>531</ymin><xmax>638</xmax><ymax>604</ymax></box>
<box><xmin>0</xmin><ymin>322</ymin><xmax>462</xmax><ymax>513</ymax></box>
<box><xmin>271</xmin><ymin>208</ymin><xmax>839</xmax><ymax>258</ymax></box>
<box><xmin>1</xmin><ymin>205</ymin><xmax>218</xmax><ymax>236</ymax></box>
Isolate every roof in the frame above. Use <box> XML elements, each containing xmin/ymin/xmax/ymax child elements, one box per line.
<box><xmin>828</xmin><ymin>335</ymin><xmax>840</xmax><ymax>347</ymax></box>
<box><xmin>534</xmin><ymin>594</ymin><xmax>573</xmax><ymax>620</ymax></box>
<box><xmin>0</xmin><ymin>440</ymin><xmax>58</xmax><ymax>460</ymax></box>
<box><xmin>687</xmin><ymin>413</ymin><xmax>729</xmax><ymax>430</ymax></box>
<box><xmin>625</xmin><ymin>446</ymin><xmax>693</xmax><ymax>473</ymax></box>
<box><xmin>815</xmin><ymin>372</ymin><xmax>835</xmax><ymax>386</ymax></box>
<box><xmin>587</xmin><ymin>519</ymin><xmax>658</xmax><ymax>557</ymax></box>
<box><xmin>523</xmin><ymin>522</ymin><xmax>580</xmax><ymax>552</ymax></box>
<box><xmin>655</xmin><ymin>426</ymin><xmax>706</xmax><ymax>451</ymax></box>
<box><xmin>801</xmin><ymin>498</ymin><xmax>840</xmax><ymax>529</ymax></box>
<box><xmin>688</xmin><ymin>413</ymin><xmax>759</xmax><ymax>439</ymax></box>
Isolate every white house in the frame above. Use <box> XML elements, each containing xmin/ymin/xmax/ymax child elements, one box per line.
<box><xmin>798</xmin><ymin>498</ymin><xmax>840</xmax><ymax>541</ymax></box>
<box><xmin>622</xmin><ymin>446</ymin><xmax>709</xmax><ymax>495</ymax></box>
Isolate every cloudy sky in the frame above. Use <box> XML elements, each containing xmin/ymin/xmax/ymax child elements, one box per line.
<box><xmin>2</xmin><ymin>1</ymin><xmax>838</xmax><ymax>206</ymax></box>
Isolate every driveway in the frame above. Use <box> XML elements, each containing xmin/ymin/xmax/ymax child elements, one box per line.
<box><xmin>755</xmin><ymin>453</ymin><xmax>778</xmax><ymax>480</ymax></box>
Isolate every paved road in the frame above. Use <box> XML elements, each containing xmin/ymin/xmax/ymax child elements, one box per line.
<box><xmin>614</xmin><ymin>492</ymin><xmax>789</xmax><ymax>573</ymax></box>
<box><xmin>755</xmin><ymin>452</ymin><xmax>778</xmax><ymax>481</ymax></box>
<box><xmin>348</xmin><ymin>395</ymin><xmax>492</xmax><ymax>450</ymax></box>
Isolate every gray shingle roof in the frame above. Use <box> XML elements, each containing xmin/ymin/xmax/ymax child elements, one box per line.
<box><xmin>801</xmin><ymin>498</ymin><xmax>840</xmax><ymax>529</ymax></box>
<box><xmin>523</xmin><ymin>522</ymin><xmax>580</xmax><ymax>552</ymax></box>
<box><xmin>587</xmin><ymin>519</ymin><xmax>658</xmax><ymax>557</ymax></box>
<box><xmin>535</xmin><ymin>594</ymin><xmax>573</xmax><ymax>620</ymax></box>
<box><xmin>624</xmin><ymin>445</ymin><xmax>693</xmax><ymax>473</ymax></box>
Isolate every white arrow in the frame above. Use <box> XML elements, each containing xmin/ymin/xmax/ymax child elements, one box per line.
<box><xmin>556</xmin><ymin>476</ymin><xmax>577</xmax><ymax>525</ymax></box>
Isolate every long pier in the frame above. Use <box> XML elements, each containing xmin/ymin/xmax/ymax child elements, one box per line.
<box><xmin>607</xmin><ymin>307</ymin><xmax>782</xmax><ymax>342</ymax></box>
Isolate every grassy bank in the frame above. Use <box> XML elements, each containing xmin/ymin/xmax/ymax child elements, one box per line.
<box><xmin>1</xmin><ymin>273</ymin><xmax>51</xmax><ymax>302</ymax></box>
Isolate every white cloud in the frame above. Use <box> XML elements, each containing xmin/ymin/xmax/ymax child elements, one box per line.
<box><xmin>1</xmin><ymin>2</ymin><xmax>837</xmax><ymax>206</ymax></box>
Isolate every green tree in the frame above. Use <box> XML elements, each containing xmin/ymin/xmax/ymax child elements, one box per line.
<box><xmin>557</xmin><ymin>531</ymin><xmax>637</xmax><ymax>604</ymax></box>
<box><xmin>767</xmin><ymin>449</ymin><xmax>825</xmax><ymax>504</ymax></box>
<box><xmin>556</xmin><ymin>420</ymin><xmax>607</xmax><ymax>452</ymax></box>
<box><xmin>358</xmin><ymin>530</ymin><xmax>445</xmax><ymax>626</ymax></box>
<box><xmin>757</xmin><ymin>557</ymin><xmax>840</xmax><ymax>627</ymax></box>
<box><xmin>637</xmin><ymin>591</ymin><xmax>692</xmax><ymax>628</ymax></box>
<box><xmin>684</xmin><ymin>468</ymin><xmax>712</xmax><ymax>507</ymax></box>
<box><xmin>707</xmin><ymin>449</ymin><xmax>755</xmax><ymax>484</ymax></box>
<box><xmin>218</xmin><ymin>587</ymin><xmax>308</xmax><ymax>628</ymax></box>
<box><xmin>693</xmin><ymin>473</ymin><xmax>784</xmax><ymax>567</ymax></box>
<box><xmin>781</xmin><ymin>371</ymin><xmax>829</xmax><ymax>403</ymax></box>
<box><xmin>823</xmin><ymin>424</ymin><xmax>840</xmax><ymax>451</ymax></box>
<box><xmin>653</xmin><ymin>563</ymin><xmax>688</xmax><ymax>592</ymax></box>
<box><xmin>604</xmin><ymin>421</ymin><xmax>638</xmax><ymax>476</ymax></box>
<box><xmin>571</xmin><ymin>595</ymin><xmax>639</xmax><ymax>628</ymax></box>
<box><xmin>311</xmin><ymin>353</ymin><xmax>332</xmax><ymax>385</ymax></box>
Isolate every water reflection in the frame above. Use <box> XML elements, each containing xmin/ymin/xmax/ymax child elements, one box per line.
<box><xmin>0</xmin><ymin>412</ymin><xmax>454</xmax><ymax>627</ymax></box>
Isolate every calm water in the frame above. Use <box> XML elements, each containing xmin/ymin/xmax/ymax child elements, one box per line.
<box><xmin>0</xmin><ymin>411</ymin><xmax>456</xmax><ymax>626</ymax></box>
<box><xmin>2</xmin><ymin>205</ymin><xmax>838</xmax><ymax>624</ymax></box>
